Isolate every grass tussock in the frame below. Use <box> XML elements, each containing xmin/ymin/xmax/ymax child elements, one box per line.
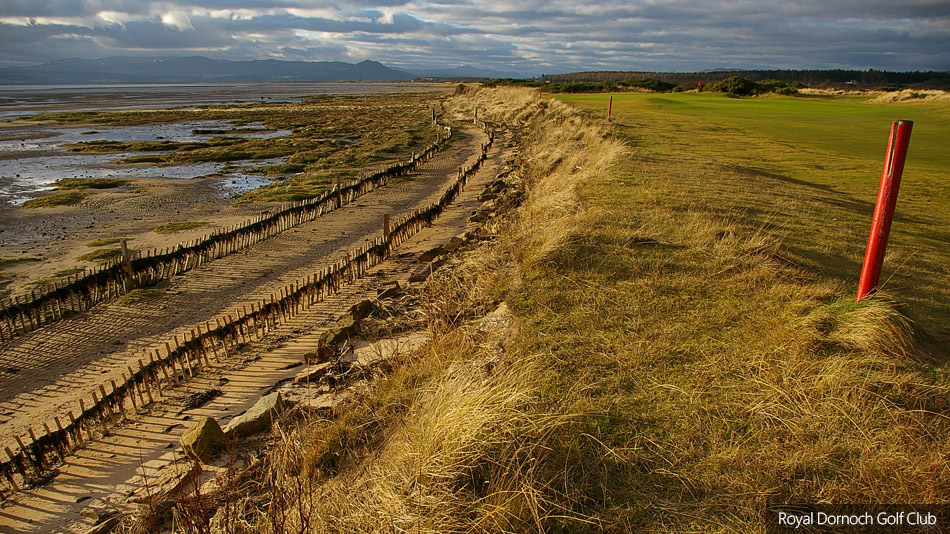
<box><xmin>870</xmin><ymin>89</ymin><xmax>950</xmax><ymax>103</ymax></box>
<box><xmin>0</xmin><ymin>256</ymin><xmax>41</xmax><ymax>267</ymax></box>
<box><xmin>55</xmin><ymin>177</ymin><xmax>131</xmax><ymax>190</ymax></box>
<box><xmin>86</xmin><ymin>237</ymin><xmax>128</xmax><ymax>247</ymax></box>
<box><xmin>77</xmin><ymin>247</ymin><xmax>122</xmax><ymax>264</ymax></box>
<box><xmin>21</xmin><ymin>190</ymin><xmax>87</xmax><ymax>208</ymax></box>
<box><xmin>230</xmin><ymin>87</ymin><xmax>948</xmax><ymax>533</ymax></box>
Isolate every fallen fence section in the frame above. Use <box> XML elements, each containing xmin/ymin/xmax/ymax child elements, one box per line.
<box><xmin>0</xmin><ymin>122</ymin><xmax>495</xmax><ymax>493</ymax></box>
<box><xmin>0</xmin><ymin>124</ymin><xmax>453</xmax><ymax>343</ymax></box>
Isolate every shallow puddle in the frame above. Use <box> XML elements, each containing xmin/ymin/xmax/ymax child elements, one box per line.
<box><xmin>0</xmin><ymin>120</ymin><xmax>290</xmax><ymax>204</ymax></box>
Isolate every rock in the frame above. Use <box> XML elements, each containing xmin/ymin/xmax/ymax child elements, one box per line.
<box><xmin>180</xmin><ymin>417</ymin><xmax>226</xmax><ymax>464</ymax></box>
<box><xmin>129</xmin><ymin>461</ymin><xmax>201</xmax><ymax>505</ymax></box>
<box><xmin>408</xmin><ymin>258</ymin><xmax>445</xmax><ymax>283</ymax></box>
<box><xmin>223</xmin><ymin>393</ymin><xmax>284</xmax><ymax>438</ymax></box>
<box><xmin>80</xmin><ymin>499</ymin><xmax>117</xmax><ymax>524</ymax></box>
<box><xmin>442</xmin><ymin>236</ymin><xmax>466</xmax><ymax>253</ymax></box>
<box><xmin>377</xmin><ymin>281</ymin><xmax>402</xmax><ymax>300</ymax></box>
<box><xmin>468</xmin><ymin>209</ymin><xmax>494</xmax><ymax>223</ymax></box>
<box><xmin>84</xmin><ymin>515</ymin><xmax>121</xmax><ymax>534</ymax></box>
<box><xmin>294</xmin><ymin>362</ymin><xmax>334</xmax><ymax>384</ymax></box>
<box><xmin>477</xmin><ymin>190</ymin><xmax>498</xmax><ymax>202</ymax></box>
<box><xmin>349</xmin><ymin>299</ymin><xmax>376</xmax><ymax>320</ymax></box>
<box><xmin>304</xmin><ymin>344</ymin><xmax>336</xmax><ymax>364</ymax></box>
<box><xmin>418</xmin><ymin>246</ymin><xmax>446</xmax><ymax>263</ymax></box>
<box><xmin>319</xmin><ymin>314</ymin><xmax>359</xmax><ymax>347</ymax></box>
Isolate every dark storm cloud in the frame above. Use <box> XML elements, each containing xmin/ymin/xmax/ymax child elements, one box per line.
<box><xmin>0</xmin><ymin>0</ymin><xmax>946</xmax><ymax>73</ymax></box>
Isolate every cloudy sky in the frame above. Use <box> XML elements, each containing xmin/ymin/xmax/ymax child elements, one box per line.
<box><xmin>0</xmin><ymin>0</ymin><xmax>947</xmax><ymax>75</ymax></box>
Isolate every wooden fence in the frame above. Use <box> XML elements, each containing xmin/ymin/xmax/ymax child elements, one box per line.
<box><xmin>0</xmin><ymin>123</ymin><xmax>495</xmax><ymax>493</ymax></box>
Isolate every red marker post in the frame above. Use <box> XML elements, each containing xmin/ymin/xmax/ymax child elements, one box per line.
<box><xmin>856</xmin><ymin>120</ymin><xmax>913</xmax><ymax>301</ymax></box>
<box><xmin>607</xmin><ymin>95</ymin><xmax>613</xmax><ymax>120</ymax></box>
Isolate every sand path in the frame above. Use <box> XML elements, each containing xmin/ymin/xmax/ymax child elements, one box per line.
<box><xmin>0</xmin><ymin>126</ymin><xmax>507</xmax><ymax>533</ymax></box>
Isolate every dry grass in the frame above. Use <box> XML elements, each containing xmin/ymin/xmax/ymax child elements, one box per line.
<box><xmin>187</xmin><ymin>87</ymin><xmax>949</xmax><ymax>533</ymax></box>
<box><xmin>869</xmin><ymin>89</ymin><xmax>950</xmax><ymax>103</ymax></box>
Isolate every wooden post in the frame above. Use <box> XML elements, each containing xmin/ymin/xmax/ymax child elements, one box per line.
<box><xmin>53</xmin><ymin>417</ymin><xmax>66</xmax><ymax>446</ymax></box>
<box><xmin>27</xmin><ymin>428</ymin><xmax>43</xmax><ymax>469</ymax></box>
<box><xmin>138</xmin><ymin>360</ymin><xmax>154</xmax><ymax>404</ymax></box>
<box><xmin>68</xmin><ymin>411</ymin><xmax>82</xmax><ymax>446</ymax></box>
<box><xmin>150</xmin><ymin>354</ymin><xmax>165</xmax><ymax>396</ymax></box>
<box><xmin>121</xmin><ymin>239</ymin><xmax>133</xmax><ymax>278</ymax></box>
<box><xmin>5</xmin><ymin>447</ymin><xmax>22</xmax><ymax>490</ymax></box>
<box><xmin>111</xmin><ymin>380</ymin><xmax>128</xmax><ymax>419</ymax></box>
<box><xmin>95</xmin><ymin>387</ymin><xmax>115</xmax><ymax>423</ymax></box>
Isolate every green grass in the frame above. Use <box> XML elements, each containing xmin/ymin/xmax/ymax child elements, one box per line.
<box><xmin>86</xmin><ymin>237</ymin><xmax>127</xmax><ymax>247</ymax></box>
<box><xmin>55</xmin><ymin>177</ymin><xmax>131</xmax><ymax>190</ymax></box>
<box><xmin>168</xmin><ymin>87</ymin><xmax>950</xmax><ymax>533</ymax></box>
<box><xmin>116</xmin><ymin>288</ymin><xmax>162</xmax><ymax>305</ymax></box>
<box><xmin>21</xmin><ymin>191</ymin><xmax>87</xmax><ymax>208</ymax></box>
<box><xmin>152</xmin><ymin>221</ymin><xmax>207</xmax><ymax>234</ymax></box>
<box><xmin>558</xmin><ymin>91</ymin><xmax>950</xmax><ymax>345</ymax></box>
<box><xmin>0</xmin><ymin>257</ymin><xmax>40</xmax><ymax>267</ymax></box>
<box><xmin>35</xmin><ymin>93</ymin><xmax>446</xmax><ymax>203</ymax></box>
<box><xmin>77</xmin><ymin>248</ymin><xmax>121</xmax><ymax>264</ymax></box>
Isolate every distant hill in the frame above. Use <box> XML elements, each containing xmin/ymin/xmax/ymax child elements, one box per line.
<box><xmin>541</xmin><ymin>69</ymin><xmax>950</xmax><ymax>89</ymax></box>
<box><xmin>0</xmin><ymin>56</ymin><xmax>416</xmax><ymax>85</ymax></box>
<box><xmin>414</xmin><ymin>65</ymin><xmax>524</xmax><ymax>79</ymax></box>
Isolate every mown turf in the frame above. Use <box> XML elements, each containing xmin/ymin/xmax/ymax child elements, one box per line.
<box><xmin>559</xmin><ymin>92</ymin><xmax>950</xmax><ymax>347</ymax></box>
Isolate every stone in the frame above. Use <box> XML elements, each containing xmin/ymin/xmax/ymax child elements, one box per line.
<box><xmin>468</xmin><ymin>209</ymin><xmax>494</xmax><ymax>223</ymax></box>
<box><xmin>442</xmin><ymin>236</ymin><xmax>466</xmax><ymax>253</ymax></box>
<box><xmin>319</xmin><ymin>314</ymin><xmax>359</xmax><ymax>346</ymax></box>
<box><xmin>294</xmin><ymin>362</ymin><xmax>334</xmax><ymax>384</ymax></box>
<box><xmin>129</xmin><ymin>461</ymin><xmax>200</xmax><ymax>505</ymax></box>
<box><xmin>304</xmin><ymin>344</ymin><xmax>336</xmax><ymax>364</ymax></box>
<box><xmin>84</xmin><ymin>515</ymin><xmax>121</xmax><ymax>534</ymax></box>
<box><xmin>418</xmin><ymin>245</ymin><xmax>446</xmax><ymax>263</ymax></box>
<box><xmin>377</xmin><ymin>281</ymin><xmax>402</xmax><ymax>300</ymax></box>
<box><xmin>180</xmin><ymin>417</ymin><xmax>226</xmax><ymax>464</ymax></box>
<box><xmin>408</xmin><ymin>258</ymin><xmax>445</xmax><ymax>283</ymax></box>
<box><xmin>80</xmin><ymin>499</ymin><xmax>117</xmax><ymax>524</ymax></box>
<box><xmin>349</xmin><ymin>299</ymin><xmax>376</xmax><ymax>320</ymax></box>
<box><xmin>223</xmin><ymin>392</ymin><xmax>284</xmax><ymax>438</ymax></box>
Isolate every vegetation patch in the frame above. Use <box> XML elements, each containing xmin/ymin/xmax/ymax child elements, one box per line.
<box><xmin>36</xmin><ymin>93</ymin><xmax>445</xmax><ymax>203</ymax></box>
<box><xmin>55</xmin><ymin>177</ymin><xmax>131</xmax><ymax>190</ymax></box>
<box><xmin>116</xmin><ymin>288</ymin><xmax>162</xmax><ymax>305</ymax></box>
<box><xmin>21</xmin><ymin>191</ymin><xmax>87</xmax><ymax>208</ymax></box>
<box><xmin>86</xmin><ymin>237</ymin><xmax>128</xmax><ymax>247</ymax></box>
<box><xmin>236</xmin><ymin>88</ymin><xmax>949</xmax><ymax>532</ymax></box>
<box><xmin>77</xmin><ymin>248</ymin><xmax>122</xmax><ymax>264</ymax></box>
<box><xmin>152</xmin><ymin>221</ymin><xmax>208</xmax><ymax>234</ymax></box>
<box><xmin>0</xmin><ymin>257</ymin><xmax>41</xmax><ymax>267</ymax></box>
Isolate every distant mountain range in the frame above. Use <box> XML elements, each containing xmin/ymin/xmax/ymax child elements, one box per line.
<box><xmin>0</xmin><ymin>56</ymin><xmax>522</xmax><ymax>85</ymax></box>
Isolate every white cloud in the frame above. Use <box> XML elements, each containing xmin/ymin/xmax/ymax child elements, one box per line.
<box><xmin>0</xmin><ymin>0</ymin><xmax>946</xmax><ymax>72</ymax></box>
<box><xmin>161</xmin><ymin>11</ymin><xmax>195</xmax><ymax>31</ymax></box>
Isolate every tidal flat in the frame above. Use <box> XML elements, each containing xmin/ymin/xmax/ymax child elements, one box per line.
<box><xmin>0</xmin><ymin>82</ymin><xmax>451</xmax><ymax>300</ymax></box>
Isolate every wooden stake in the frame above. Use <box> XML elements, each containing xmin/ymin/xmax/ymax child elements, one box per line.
<box><xmin>138</xmin><ymin>360</ymin><xmax>154</xmax><ymax>404</ymax></box>
<box><xmin>111</xmin><ymin>379</ymin><xmax>128</xmax><ymax>419</ymax></box>
<box><xmin>68</xmin><ymin>411</ymin><xmax>83</xmax><ymax>446</ymax></box>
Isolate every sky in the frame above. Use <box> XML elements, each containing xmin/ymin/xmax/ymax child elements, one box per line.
<box><xmin>0</xmin><ymin>0</ymin><xmax>948</xmax><ymax>75</ymax></box>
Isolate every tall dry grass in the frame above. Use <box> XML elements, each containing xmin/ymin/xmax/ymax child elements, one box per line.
<box><xmin>239</xmin><ymin>86</ymin><xmax>949</xmax><ymax>533</ymax></box>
